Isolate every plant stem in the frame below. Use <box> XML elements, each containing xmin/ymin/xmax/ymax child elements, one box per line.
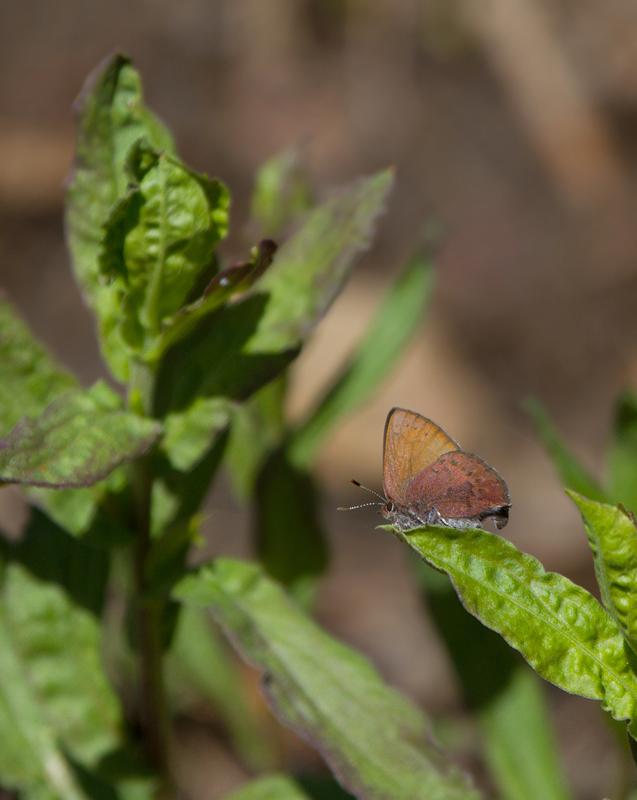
<box><xmin>132</xmin><ymin>453</ymin><xmax>174</xmax><ymax>797</ymax></box>
<box><xmin>129</xmin><ymin>361</ymin><xmax>174</xmax><ymax>796</ymax></box>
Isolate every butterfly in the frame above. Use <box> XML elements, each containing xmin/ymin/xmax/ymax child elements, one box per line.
<box><xmin>341</xmin><ymin>408</ymin><xmax>510</xmax><ymax>531</ymax></box>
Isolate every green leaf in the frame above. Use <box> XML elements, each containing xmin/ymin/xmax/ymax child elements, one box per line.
<box><xmin>0</xmin><ymin>294</ymin><xmax>78</xmax><ymax>436</ymax></box>
<box><xmin>153</xmin><ymin>169</ymin><xmax>391</xmax><ymax>426</ymax></box>
<box><xmin>224</xmin><ymin>775</ymin><xmax>311</xmax><ymax>800</ymax></box>
<box><xmin>289</xmin><ymin>247</ymin><xmax>435</xmax><ymax>467</ymax></box>
<box><xmin>415</xmin><ymin>562</ymin><xmax>572</xmax><ymax>800</ymax></box>
<box><xmin>250</xmin><ymin>145</ymin><xmax>314</xmax><ymax>239</ymax></box>
<box><xmin>174</xmin><ymin>558</ymin><xmax>481</xmax><ymax>800</ymax></box>
<box><xmin>250</xmin><ymin>169</ymin><xmax>394</xmax><ymax>354</ymax></box>
<box><xmin>160</xmin><ymin>397</ymin><xmax>232</xmax><ymax>473</ymax></box>
<box><xmin>26</xmin><ymin>467</ymin><xmax>133</xmax><ymax>544</ymax></box>
<box><xmin>3</xmin><ymin>563</ymin><xmax>122</xmax><ymax>769</ymax></box>
<box><xmin>0</xmin><ymin>382</ymin><xmax>161</xmax><ymax>488</ymax></box>
<box><xmin>225</xmin><ymin>377</ymin><xmax>286</xmax><ymax>502</ymax></box>
<box><xmin>99</xmin><ymin>138</ymin><xmax>229</xmax><ymax>348</ymax></box>
<box><xmin>389</xmin><ymin>523</ymin><xmax>637</xmax><ymax>739</ymax></box>
<box><xmin>153</xmin><ymin>293</ymin><xmax>299</xmax><ymax>418</ymax></box>
<box><xmin>295</xmin><ymin>776</ymin><xmax>356</xmax><ymax>800</ymax></box>
<box><xmin>568</xmin><ymin>492</ymin><xmax>637</xmax><ymax>654</ymax></box>
<box><xmin>151</xmin><ymin>427</ymin><xmax>229</xmax><ymax>538</ymax></box>
<box><xmin>607</xmin><ymin>389</ymin><xmax>637</xmax><ymax>511</ymax></box>
<box><xmin>65</xmin><ymin>53</ymin><xmax>175</xmax><ymax>381</ymax></box>
<box><xmin>0</xmin><ymin>296</ymin><xmax>129</xmax><ymax>541</ymax></box>
<box><xmin>0</xmin><ymin>596</ymin><xmax>88</xmax><ymax>800</ymax></box>
<box><xmin>480</xmin><ymin>667</ymin><xmax>572</xmax><ymax>800</ymax></box>
<box><xmin>148</xmin><ymin>240</ymin><xmax>277</xmax><ymax>364</ymax></box>
<box><xmin>255</xmin><ymin>446</ymin><xmax>328</xmax><ymax>586</ymax></box>
<box><xmin>0</xmin><ymin>507</ymin><xmax>109</xmax><ymax>616</ymax></box>
<box><xmin>166</xmin><ymin>605</ymin><xmax>272</xmax><ymax>771</ymax></box>
<box><xmin>524</xmin><ymin>397</ymin><xmax>608</xmax><ymax>503</ymax></box>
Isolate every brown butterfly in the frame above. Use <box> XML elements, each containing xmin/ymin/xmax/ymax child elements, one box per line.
<box><xmin>341</xmin><ymin>408</ymin><xmax>510</xmax><ymax>532</ymax></box>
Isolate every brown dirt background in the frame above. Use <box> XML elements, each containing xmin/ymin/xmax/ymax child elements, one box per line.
<box><xmin>3</xmin><ymin>1</ymin><xmax>637</xmax><ymax>797</ymax></box>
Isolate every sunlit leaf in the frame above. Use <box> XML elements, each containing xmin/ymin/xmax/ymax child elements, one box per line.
<box><xmin>99</xmin><ymin>137</ymin><xmax>229</xmax><ymax>350</ymax></box>
<box><xmin>390</xmin><ymin>523</ymin><xmax>637</xmax><ymax>739</ymax></box>
<box><xmin>174</xmin><ymin>558</ymin><xmax>481</xmax><ymax>800</ymax></box>
<box><xmin>0</xmin><ymin>382</ymin><xmax>160</xmax><ymax>488</ymax></box>
<box><xmin>65</xmin><ymin>53</ymin><xmax>175</xmax><ymax>381</ymax></box>
<box><xmin>568</xmin><ymin>492</ymin><xmax>637</xmax><ymax>654</ymax></box>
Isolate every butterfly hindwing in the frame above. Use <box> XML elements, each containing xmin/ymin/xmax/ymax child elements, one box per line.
<box><xmin>405</xmin><ymin>451</ymin><xmax>510</xmax><ymax>525</ymax></box>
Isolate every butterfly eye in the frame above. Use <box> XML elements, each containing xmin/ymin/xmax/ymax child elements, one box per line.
<box><xmin>386</xmin><ymin>501</ymin><xmax>394</xmax><ymax>513</ymax></box>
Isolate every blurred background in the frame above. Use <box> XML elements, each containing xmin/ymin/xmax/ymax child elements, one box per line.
<box><xmin>2</xmin><ymin>1</ymin><xmax>637</xmax><ymax>797</ymax></box>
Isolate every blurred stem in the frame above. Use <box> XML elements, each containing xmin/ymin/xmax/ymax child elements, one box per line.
<box><xmin>129</xmin><ymin>363</ymin><xmax>175</xmax><ymax>797</ymax></box>
<box><xmin>132</xmin><ymin>453</ymin><xmax>174</xmax><ymax>797</ymax></box>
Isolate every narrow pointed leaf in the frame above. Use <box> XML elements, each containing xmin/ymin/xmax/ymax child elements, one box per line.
<box><xmin>250</xmin><ymin>169</ymin><xmax>394</xmax><ymax>354</ymax></box>
<box><xmin>224</xmin><ymin>775</ymin><xmax>311</xmax><ymax>800</ymax></box>
<box><xmin>0</xmin><ymin>382</ymin><xmax>160</xmax><ymax>488</ymax></box>
<box><xmin>607</xmin><ymin>389</ymin><xmax>637</xmax><ymax>511</ymax></box>
<box><xmin>525</xmin><ymin>398</ymin><xmax>608</xmax><ymax>502</ymax></box>
<box><xmin>568</xmin><ymin>492</ymin><xmax>637</xmax><ymax>653</ymax></box>
<box><xmin>3</xmin><ymin>565</ymin><xmax>122</xmax><ymax>767</ymax></box>
<box><xmin>290</xmin><ymin>248</ymin><xmax>435</xmax><ymax>467</ymax></box>
<box><xmin>389</xmin><ymin>523</ymin><xmax>637</xmax><ymax>738</ymax></box>
<box><xmin>250</xmin><ymin>145</ymin><xmax>314</xmax><ymax>239</ymax></box>
<box><xmin>0</xmin><ymin>507</ymin><xmax>109</xmax><ymax>616</ymax></box>
<box><xmin>65</xmin><ymin>53</ymin><xmax>175</xmax><ymax>380</ymax></box>
<box><xmin>174</xmin><ymin>558</ymin><xmax>481</xmax><ymax>800</ymax></box>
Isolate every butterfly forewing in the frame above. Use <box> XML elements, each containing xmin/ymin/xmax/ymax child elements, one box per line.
<box><xmin>383</xmin><ymin>408</ymin><xmax>460</xmax><ymax>505</ymax></box>
<box><xmin>405</xmin><ymin>451</ymin><xmax>509</xmax><ymax>521</ymax></box>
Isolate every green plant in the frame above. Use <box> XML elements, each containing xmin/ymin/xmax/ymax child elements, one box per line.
<box><xmin>0</xmin><ymin>53</ymin><xmax>477</xmax><ymax>800</ymax></box>
<box><xmin>5</xmin><ymin>51</ymin><xmax>629</xmax><ymax>800</ymax></box>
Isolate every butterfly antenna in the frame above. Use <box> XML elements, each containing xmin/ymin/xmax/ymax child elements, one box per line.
<box><xmin>338</xmin><ymin>501</ymin><xmax>384</xmax><ymax>511</ymax></box>
<box><xmin>337</xmin><ymin>479</ymin><xmax>386</xmax><ymax>511</ymax></box>
<box><xmin>349</xmin><ymin>479</ymin><xmax>386</xmax><ymax>501</ymax></box>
